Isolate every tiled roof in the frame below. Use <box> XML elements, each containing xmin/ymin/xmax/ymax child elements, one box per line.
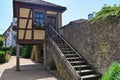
<box><xmin>3</xmin><ymin>24</ymin><xmax>12</xmax><ymax>36</ymax></box>
<box><xmin>19</xmin><ymin>0</ymin><xmax>65</xmax><ymax>8</ymax></box>
<box><xmin>64</xmin><ymin>19</ymin><xmax>88</xmax><ymax>26</ymax></box>
<box><xmin>71</xmin><ymin>19</ymin><xmax>87</xmax><ymax>23</ymax></box>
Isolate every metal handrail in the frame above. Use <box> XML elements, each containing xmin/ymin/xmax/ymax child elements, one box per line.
<box><xmin>49</xmin><ymin>38</ymin><xmax>80</xmax><ymax>79</ymax></box>
<box><xmin>48</xmin><ymin>25</ymin><xmax>82</xmax><ymax>78</ymax></box>
<box><xmin>47</xmin><ymin>25</ymin><xmax>101</xmax><ymax>79</ymax></box>
<box><xmin>48</xmin><ymin>25</ymin><xmax>82</xmax><ymax>59</ymax></box>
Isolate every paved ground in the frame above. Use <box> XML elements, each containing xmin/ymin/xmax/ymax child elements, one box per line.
<box><xmin>0</xmin><ymin>56</ymin><xmax>57</xmax><ymax>80</ymax></box>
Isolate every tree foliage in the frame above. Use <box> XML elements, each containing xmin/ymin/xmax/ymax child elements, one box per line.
<box><xmin>0</xmin><ymin>51</ymin><xmax>5</xmax><ymax>63</ymax></box>
<box><xmin>91</xmin><ymin>4</ymin><xmax>120</xmax><ymax>22</ymax></box>
<box><xmin>21</xmin><ymin>45</ymin><xmax>33</xmax><ymax>58</ymax></box>
<box><xmin>0</xmin><ymin>36</ymin><xmax>3</xmax><ymax>47</ymax></box>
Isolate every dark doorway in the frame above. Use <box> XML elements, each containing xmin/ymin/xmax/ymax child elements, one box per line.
<box><xmin>47</xmin><ymin>16</ymin><xmax>57</xmax><ymax>31</ymax></box>
<box><xmin>39</xmin><ymin>48</ymin><xmax>44</xmax><ymax>63</ymax></box>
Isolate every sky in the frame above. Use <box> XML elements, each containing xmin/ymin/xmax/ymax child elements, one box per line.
<box><xmin>0</xmin><ymin>0</ymin><xmax>120</xmax><ymax>34</ymax></box>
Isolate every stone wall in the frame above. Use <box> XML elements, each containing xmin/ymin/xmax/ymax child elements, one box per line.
<box><xmin>31</xmin><ymin>44</ymin><xmax>43</xmax><ymax>62</ymax></box>
<box><xmin>60</xmin><ymin>18</ymin><xmax>120</xmax><ymax>73</ymax></box>
<box><xmin>44</xmin><ymin>38</ymin><xmax>79</xmax><ymax>80</ymax></box>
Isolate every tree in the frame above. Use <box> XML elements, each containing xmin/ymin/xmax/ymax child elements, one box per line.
<box><xmin>0</xmin><ymin>36</ymin><xmax>3</xmax><ymax>47</ymax></box>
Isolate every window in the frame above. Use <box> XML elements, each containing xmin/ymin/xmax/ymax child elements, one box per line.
<box><xmin>34</xmin><ymin>12</ymin><xmax>45</xmax><ymax>27</ymax></box>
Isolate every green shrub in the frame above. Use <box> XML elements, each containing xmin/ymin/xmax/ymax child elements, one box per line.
<box><xmin>6</xmin><ymin>57</ymin><xmax>9</xmax><ymax>62</ymax></box>
<box><xmin>101</xmin><ymin>62</ymin><xmax>120</xmax><ymax>80</ymax></box>
<box><xmin>6</xmin><ymin>51</ymin><xmax>11</xmax><ymax>55</ymax></box>
<box><xmin>21</xmin><ymin>45</ymin><xmax>33</xmax><ymax>58</ymax></box>
<box><xmin>0</xmin><ymin>40</ymin><xmax>3</xmax><ymax>47</ymax></box>
<box><xmin>6</xmin><ymin>51</ymin><xmax>11</xmax><ymax>62</ymax></box>
<box><xmin>0</xmin><ymin>51</ymin><xmax>5</xmax><ymax>63</ymax></box>
<box><xmin>12</xmin><ymin>47</ymin><xmax>16</xmax><ymax>56</ymax></box>
<box><xmin>0</xmin><ymin>36</ymin><xmax>3</xmax><ymax>47</ymax></box>
<box><xmin>0</xmin><ymin>47</ymin><xmax>10</xmax><ymax>52</ymax></box>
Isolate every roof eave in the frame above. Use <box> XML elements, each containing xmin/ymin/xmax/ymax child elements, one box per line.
<box><xmin>61</xmin><ymin>7</ymin><xmax>67</xmax><ymax>13</ymax></box>
<box><xmin>3</xmin><ymin>24</ymin><xmax>12</xmax><ymax>36</ymax></box>
<box><xmin>13</xmin><ymin>1</ymin><xmax>67</xmax><ymax>13</ymax></box>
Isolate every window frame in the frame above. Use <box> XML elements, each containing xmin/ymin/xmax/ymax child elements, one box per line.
<box><xmin>33</xmin><ymin>11</ymin><xmax>45</xmax><ymax>29</ymax></box>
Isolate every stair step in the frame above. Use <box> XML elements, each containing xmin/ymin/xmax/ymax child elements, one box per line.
<box><xmin>73</xmin><ymin>65</ymin><xmax>89</xmax><ymax>68</ymax></box>
<box><xmin>70</xmin><ymin>61</ymin><xmax>84</xmax><ymax>63</ymax></box>
<box><xmin>67</xmin><ymin>58</ymin><xmax>83</xmax><ymax>62</ymax></box>
<box><xmin>80</xmin><ymin>65</ymin><xmax>91</xmax><ymax>70</ymax></box>
<box><xmin>67</xmin><ymin>57</ymin><xmax>80</xmax><ymax>59</ymax></box>
<box><xmin>70</xmin><ymin>61</ymin><xmax>85</xmax><ymax>66</ymax></box>
<box><xmin>59</xmin><ymin>45</ymin><xmax>68</xmax><ymax>47</ymax></box>
<box><xmin>58</xmin><ymin>43</ymin><xmax>67</xmax><ymax>46</ymax></box>
<box><xmin>61</xmin><ymin>48</ymin><xmax>71</xmax><ymax>51</ymax></box>
<box><xmin>62</xmin><ymin>51</ymin><xmax>74</xmax><ymax>53</ymax></box>
<box><xmin>74</xmin><ymin>65</ymin><xmax>90</xmax><ymax>70</ymax></box>
<box><xmin>58</xmin><ymin>44</ymin><xmax>68</xmax><ymax>46</ymax></box>
<box><xmin>81</xmin><ymin>70</ymin><xmax>93</xmax><ymax>73</ymax></box>
<box><xmin>65</xmin><ymin>54</ymin><xmax>78</xmax><ymax>57</ymax></box>
<box><xmin>81</xmin><ymin>74</ymin><xmax>99</xmax><ymax>80</ymax></box>
<box><xmin>76</xmin><ymin>70</ymin><xmax>93</xmax><ymax>74</ymax></box>
<box><xmin>60</xmin><ymin>45</ymin><xmax>70</xmax><ymax>49</ymax></box>
<box><xmin>69</xmin><ymin>60</ymin><xmax>86</xmax><ymax>65</ymax></box>
<box><xmin>57</xmin><ymin>40</ymin><xmax>64</xmax><ymax>42</ymax></box>
<box><xmin>58</xmin><ymin>42</ymin><xmax>64</xmax><ymax>44</ymax></box>
<box><xmin>54</xmin><ymin>38</ymin><xmax>101</xmax><ymax>80</ymax></box>
<box><xmin>76</xmin><ymin>69</ymin><xmax>96</xmax><ymax>76</ymax></box>
<box><xmin>59</xmin><ymin>46</ymin><xmax>69</xmax><ymax>48</ymax></box>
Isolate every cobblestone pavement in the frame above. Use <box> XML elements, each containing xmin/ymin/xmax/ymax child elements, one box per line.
<box><xmin>0</xmin><ymin>56</ymin><xmax>57</xmax><ymax>80</ymax></box>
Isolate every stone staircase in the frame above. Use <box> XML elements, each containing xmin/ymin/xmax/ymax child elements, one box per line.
<box><xmin>47</xmin><ymin>25</ymin><xmax>101</xmax><ymax>80</ymax></box>
<box><xmin>53</xmin><ymin>37</ymin><xmax>101</xmax><ymax>80</ymax></box>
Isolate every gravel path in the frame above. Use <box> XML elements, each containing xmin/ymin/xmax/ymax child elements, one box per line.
<box><xmin>0</xmin><ymin>56</ymin><xmax>57</xmax><ymax>80</ymax></box>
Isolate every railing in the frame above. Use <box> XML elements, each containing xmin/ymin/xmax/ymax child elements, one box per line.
<box><xmin>47</xmin><ymin>25</ymin><xmax>81</xmax><ymax>79</ymax></box>
<box><xmin>47</xmin><ymin>25</ymin><xmax>82</xmax><ymax>61</ymax></box>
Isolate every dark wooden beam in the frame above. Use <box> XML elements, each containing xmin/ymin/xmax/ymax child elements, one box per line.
<box><xmin>16</xmin><ymin>44</ymin><xmax>20</xmax><ymax>71</ymax></box>
<box><xmin>23</xmin><ymin>10</ymin><xmax>32</xmax><ymax>39</ymax></box>
<box><xmin>17</xmin><ymin>40</ymin><xmax>44</xmax><ymax>45</ymax></box>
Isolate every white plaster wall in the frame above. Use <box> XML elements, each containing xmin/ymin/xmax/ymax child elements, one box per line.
<box><xmin>4</xmin><ymin>27</ymin><xmax>16</xmax><ymax>47</ymax></box>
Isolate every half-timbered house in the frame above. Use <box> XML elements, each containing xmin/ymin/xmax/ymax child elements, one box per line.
<box><xmin>13</xmin><ymin>0</ymin><xmax>66</xmax><ymax>71</ymax></box>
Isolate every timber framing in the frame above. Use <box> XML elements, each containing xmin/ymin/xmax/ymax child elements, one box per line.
<box><xmin>17</xmin><ymin>40</ymin><xmax>44</xmax><ymax>45</ymax></box>
<box><xmin>13</xmin><ymin>0</ymin><xmax>66</xmax><ymax>45</ymax></box>
<box><xmin>13</xmin><ymin>0</ymin><xmax>66</xmax><ymax>71</ymax></box>
<box><xmin>16</xmin><ymin>7</ymin><xmax>45</xmax><ymax>44</ymax></box>
<box><xmin>13</xmin><ymin>1</ymin><xmax>66</xmax><ymax>17</ymax></box>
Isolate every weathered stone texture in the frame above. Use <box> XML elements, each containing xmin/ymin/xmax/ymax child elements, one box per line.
<box><xmin>31</xmin><ymin>44</ymin><xmax>43</xmax><ymax>62</ymax></box>
<box><xmin>60</xmin><ymin>18</ymin><xmax>120</xmax><ymax>74</ymax></box>
<box><xmin>45</xmin><ymin>38</ymin><xmax>79</xmax><ymax>80</ymax></box>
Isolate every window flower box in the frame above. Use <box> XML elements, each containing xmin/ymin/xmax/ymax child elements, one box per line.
<box><xmin>33</xmin><ymin>23</ymin><xmax>46</xmax><ymax>30</ymax></box>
